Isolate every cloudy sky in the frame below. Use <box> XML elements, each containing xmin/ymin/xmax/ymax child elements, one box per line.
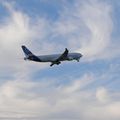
<box><xmin>0</xmin><ymin>0</ymin><xmax>120</xmax><ymax>119</ymax></box>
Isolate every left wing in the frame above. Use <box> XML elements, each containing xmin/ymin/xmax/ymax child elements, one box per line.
<box><xmin>50</xmin><ymin>48</ymin><xmax>69</xmax><ymax>66</ymax></box>
<box><xmin>56</xmin><ymin>48</ymin><xmax>69</xmax><ymax>61</ymax></box>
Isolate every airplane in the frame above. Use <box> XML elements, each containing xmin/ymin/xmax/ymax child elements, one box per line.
<box><xmin>21</xmin><ymin>45</ymin><xmax>83</xmax><ymax>66</ymax></box>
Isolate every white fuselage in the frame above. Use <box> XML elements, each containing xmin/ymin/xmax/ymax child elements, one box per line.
<box><xmin>22</xmin><ymin>45</ymin><xmax>83</xmax><ymax>66</ymax></box>
<box><xmin>37</xmin><ymin>53</ymin><xmax>82</xmax><ymax>62</ymax></box>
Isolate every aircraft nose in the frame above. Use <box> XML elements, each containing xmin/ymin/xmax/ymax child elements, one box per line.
<box><xmin>80</xmin><ymin>54</ymin><xmax>83</xmax><ymax>57</ymax></box>
<box><xmin>79</xmin><ymin>53</ymin><xmax>83</xmax><ymax>58</ymax></box>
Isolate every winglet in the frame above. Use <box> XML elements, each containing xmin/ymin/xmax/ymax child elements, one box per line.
<box><xmin>65</xmin><ymin>48</ymin><xmax>68</xmax><ymax>53</ymax></box>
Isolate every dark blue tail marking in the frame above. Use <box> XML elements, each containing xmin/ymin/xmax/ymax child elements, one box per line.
<box><xmin>21</xmin><ymin>45</ymin><xmax>41</xmax><ymax>62</ymax></box>
<box><xmin>21</xmin><ymin>45</ymin><xmax>33</xmax><ymax>56</ymax></box>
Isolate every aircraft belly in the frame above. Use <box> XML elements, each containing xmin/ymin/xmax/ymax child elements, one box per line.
<box><xmin>38</xmin><ymin>53</ymin><xmax>82</xmax><ymax>62</ymax></box>
<box><xmin>38</xmin><ymin>56</ymin><xmax>59</xmax><ymax>62</ymax></box>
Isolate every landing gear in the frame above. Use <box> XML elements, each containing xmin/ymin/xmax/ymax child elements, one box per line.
<box><xmin>76</xmin><ymin>59</ymin><xmax>80</xmax><ymax>62</ymax></box>
<box><xmin>50</xmin><ymin>61</ymin><xmax>61</xmax><ymax>67</ymax></box>
<box><xmin>57</xmin><ymin>61</ymin><xmax>61</xmax><ymax>65</ymax></box>
<box><xmin>50</xmin><ymin>63</ymin><xmax>54</xmax><ymax>67</ymax></box>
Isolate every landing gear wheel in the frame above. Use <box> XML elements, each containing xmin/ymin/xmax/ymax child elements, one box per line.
<box><xmin>57</xmin><ymin>61</ymin><xmax>61</xmax><ymax>65</ymax></box>
<box><xmin>76</xmin><ymin>59</ymin><xmax>79</xmax><ymax>62</ymax></box>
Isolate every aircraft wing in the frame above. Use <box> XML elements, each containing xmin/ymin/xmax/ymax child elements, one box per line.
<box><xmin>56</xmin><ymin>48</ymin><xmax>69</xmax><ymax>61</ymax></box>
<box><xmin>50</xmin><ymin>48</ymin><xmax>69</xmax><ymax>66</ymax></box>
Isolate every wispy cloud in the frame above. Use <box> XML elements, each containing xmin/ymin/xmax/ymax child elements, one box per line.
<box><xmin>0</xmin><ymin>1</ymin><xmax>54</xmax><ymax>78</ymax></box>
<box><xmin>53</xmin><ymin>0</ymin><xmax>119</xmax><ymax>61</ymax></box>
<box><xmin>0</xmin><ymin>0</ymin><xmax>120</xmax><ymax>120</ymax></box>
<box><xmin>78</xmin><ymin>0</ymin><xmax>113</xmax><ymax>61</ymax></box>
<box><xmin>0</xmin><ymin>72</ymin><xmax>119</xmax><ymax>119</ymax></box>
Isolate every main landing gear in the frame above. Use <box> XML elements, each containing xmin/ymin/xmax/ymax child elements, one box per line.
<box><xmin>76</xmin><ymin>59</ymin><xmax>80</xmax><ymax>62</ymax></box>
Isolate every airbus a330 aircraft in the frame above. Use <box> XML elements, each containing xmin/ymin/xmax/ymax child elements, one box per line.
<box><xmin>21</xmin><ymin>45</ymin><xmax>83</xmax><ymax>66</ymax></box>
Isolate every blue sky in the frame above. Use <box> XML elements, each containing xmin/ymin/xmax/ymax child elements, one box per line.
<box><xmin>0</xmin><ymin>0</ymin><xmax>120</xmax><ymax>119</ymax></box>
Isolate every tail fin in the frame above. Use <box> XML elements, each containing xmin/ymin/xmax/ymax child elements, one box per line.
<box><xmin>21</xmin><ymin>45</ymin><xmax>41</xmax><ymax>62</ymax></box>
<box><xmin>21</xmin><ymin>45</ymin><xmax>33</xmax><ymax>57</ymax></box>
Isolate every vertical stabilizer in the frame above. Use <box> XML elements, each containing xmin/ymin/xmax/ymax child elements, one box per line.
<box><xmin>21</xmin><ymin>45</ymin><xmax>41</xmax><ymax>62</ymax></box>
<box><xmin>21</xmin><ymin>45</ymin><xmax>33</xmax><ymax>57</ymax></box>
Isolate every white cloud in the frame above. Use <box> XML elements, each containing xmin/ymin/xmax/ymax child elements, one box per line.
<box><xmin>107</xmin><ymin>102</ymin><xmax>120</xmax><ymax>118</ymax></box>
<box><xmin>53</xmin><ymin>0</ymin><xmax>119</xmax><ymax>61</ymax></box>
<box><xmin>61</xmin><ymin>73</ymin><xmax>94</xmax><ymax>93</ymax></box>
<box><xmin>0</xmin><ymin>0</ymin><xmax>120</xmax><ymax>120</ymax></box>
<box><xmin>96</xmin><ymin>87</ymin><xmax>109</xmax><ymax>103</ymax></box>
<box><xmin>0</xmin><ymin>1</ymin><xmax>55</xmax><ymax>78</ymax></box>
<box><xmin>78</xmin><ymin>1</ymin><xmax>113</xmax><ymax>60</ymax></box>
<box><xmin>0</xmin><ymin>75</ymin><xmax>120</xmax><ymax>120</ymax></box>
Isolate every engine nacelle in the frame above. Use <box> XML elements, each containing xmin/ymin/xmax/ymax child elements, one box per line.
<box><xmin>68</xmin><ymin>57</ymin><xmax>74</xmax><ymax>61</ymax></box>
<box><xmin>56</xmin><ymin>61</ymin><xmax>61</xmax><ymax>65</ymax></box>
